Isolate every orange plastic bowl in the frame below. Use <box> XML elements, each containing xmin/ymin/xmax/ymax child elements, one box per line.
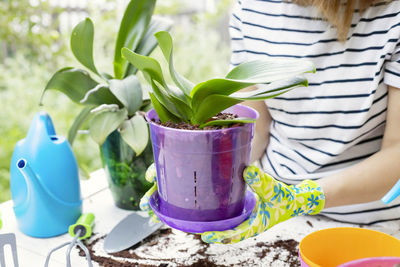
<box><xmin>299</xmin><ymin>227</ymin><xmax>400</xmax><ymax>267</ymax></box>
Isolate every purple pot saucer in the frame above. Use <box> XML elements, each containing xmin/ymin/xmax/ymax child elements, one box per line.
<box><xmin>149</xmin><ymin>189</ymin><xmax>257</xmax><ymax>234</ymax></box>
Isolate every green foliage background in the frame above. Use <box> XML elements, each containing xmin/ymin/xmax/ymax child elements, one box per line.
<box><xmin>0</xmin><ymin>0</ymin><xmax>232</xmax><ymax>202</ymax></box>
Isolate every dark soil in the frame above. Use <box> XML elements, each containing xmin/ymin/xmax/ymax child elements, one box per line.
<box><xmin>153</xmin><ymin>113</ymin><xmax>241</xmax><ymax>130</ymax></box>
<box><xmin>78</xmin><ymin>229</ymin><xmax>300</xmax><ymax>267</ymax></box>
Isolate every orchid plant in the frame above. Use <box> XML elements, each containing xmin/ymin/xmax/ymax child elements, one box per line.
<box><xmin>40</xmin><ymin>0</ymin><xmax>172</xmax><ymax>156</ymax></box>
<box><xmin>121</xmin><ymin>31</ymin><xmax>316</xmax><ymax>128</ymax></box>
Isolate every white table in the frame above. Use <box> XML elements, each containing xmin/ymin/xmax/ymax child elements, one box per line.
<box><xmin>1</xmin><ymin>169</ymin><xmax>400</xmax><ymax>267</ymax></box>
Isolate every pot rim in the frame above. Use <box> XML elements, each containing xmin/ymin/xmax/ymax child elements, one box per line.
<box><xmin>145</xmin><ymin>104</ymin><xmax>260</xmax><ymax>133</ymax></box>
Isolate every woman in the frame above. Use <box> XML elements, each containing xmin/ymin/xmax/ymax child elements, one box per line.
<box><xmin>142</xmin><ymin>0</ymin><xmax>400</xmax><ymax>244</ymax></box>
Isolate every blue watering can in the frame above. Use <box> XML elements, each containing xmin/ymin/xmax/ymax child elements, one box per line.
<box><xmin>10</xmin><ymin>111</ymin><xmax>82</xmax><ymax>238</ymax></box>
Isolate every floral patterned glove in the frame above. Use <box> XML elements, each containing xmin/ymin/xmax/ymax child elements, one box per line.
<box><xmin>201</xmin><ymin>165</ymin><xmax>325</xmax><ymax>244</ymax></box>
<box><xmin>139</xmin><ymin>163</ymin><xmax>160</xmax><ymax>223</ymax></box>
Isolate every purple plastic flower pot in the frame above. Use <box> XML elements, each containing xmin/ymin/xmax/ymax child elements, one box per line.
<box><xmin>146</xmin><ymin>104</ymin><xmax>259</xmax><ymax>222</ymax></box>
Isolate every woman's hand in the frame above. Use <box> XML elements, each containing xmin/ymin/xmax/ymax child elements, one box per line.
<box><xmin>201</xmin><ymin>166</ymin><xmax>325</xmax><ymax>244</ymax></box>
<box><xmin>139</xmin><ymin>165</ymin><xmax>325</xmax><ymax>243</ymax></box>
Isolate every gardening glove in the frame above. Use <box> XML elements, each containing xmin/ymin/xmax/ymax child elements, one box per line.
<box><xmin>201</xmin><ymin>165</ymin><xmax>325</xmax><ymax>244</ymax></box>
<box><xmin>139</xmin><ymin>163</ymin><xmax>160</xmax><ymax>223</ymax></box>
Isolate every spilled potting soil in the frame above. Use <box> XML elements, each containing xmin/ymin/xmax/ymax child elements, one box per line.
<box><xmin>153</xmin><ymin>113</ymin><xmax>241</xmax><ymax>130</ymax></box>
<box><xmin>78</xmin><ymin>227</ymin><xmax>300</xmax><ymax>266</ymax></box>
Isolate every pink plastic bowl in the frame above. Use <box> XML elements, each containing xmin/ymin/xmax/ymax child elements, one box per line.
<box><xmin>338</xmin><ymin>257</ymin><xmax>400</xmax><ymax>267</ymax></box>
<box><xmin>300</xmin><ymin>255</ymin><xmax>400</xmax><ymax>267</ymax></box>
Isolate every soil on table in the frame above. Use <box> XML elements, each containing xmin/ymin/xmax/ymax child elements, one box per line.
<box><xmin>78</xmin><ymin>228</ymin><xmax>300</xmax><ymax>267</ymax></box>
<box><xmin>153</xmin><ymin>113</ymin><xmax>242</xmax><ymax>130</ymax></box>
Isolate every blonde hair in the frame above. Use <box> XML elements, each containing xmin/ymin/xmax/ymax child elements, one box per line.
<box><xmin>293</xmin><ymin>0</ymin><xmax>390</xmax><ymax>41</ymax></box>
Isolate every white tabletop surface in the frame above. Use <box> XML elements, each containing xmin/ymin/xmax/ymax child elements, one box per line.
<box><xmin>1</xmin><ymin>169</ymin><xmax>400</xmax><ymax>267</ymax></box>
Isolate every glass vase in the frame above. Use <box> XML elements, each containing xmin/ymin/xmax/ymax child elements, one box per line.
<box><xmin>100</xmin><ymin>130</ymin><xmax>153</xmax><ymax>210</ymax></box>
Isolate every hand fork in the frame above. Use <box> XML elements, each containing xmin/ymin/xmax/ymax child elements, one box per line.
<box><xmin>44</xmin><ymin>213</ymin><xmax>95</xmax><ymax>267</ymax></box>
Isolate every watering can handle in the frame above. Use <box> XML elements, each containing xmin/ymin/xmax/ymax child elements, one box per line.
<box><xmin>25</xmin><ymin>111</ymin><xmax>56</xmax><ymax>143</ymax></box>
<box><xmin>37</xmin><ymin>111</ymin><xmax>56</xmax><ymax>136</ymax></box>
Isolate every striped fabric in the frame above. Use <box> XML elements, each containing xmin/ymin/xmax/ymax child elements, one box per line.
<box><xmin>230</xmin><ymin>0</ymin><xmax>400</xmax><ymax>224</ymax></box>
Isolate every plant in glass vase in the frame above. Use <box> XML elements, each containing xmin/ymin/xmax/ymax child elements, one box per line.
<box><xmin>121</xmin><ymin>31</ymin><xmax>316</xmax><ymax>232</ymax></box>
<box><xmin>40</xmin><ymin>0</ymin><xmax>172</xmax><ymax>210</ymax></box>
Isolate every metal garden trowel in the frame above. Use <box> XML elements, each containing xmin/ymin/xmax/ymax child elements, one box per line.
<box><xmin>103</xmin><ymin>213</ymin><xmax>161</xmax><ymax>253</ymax></box>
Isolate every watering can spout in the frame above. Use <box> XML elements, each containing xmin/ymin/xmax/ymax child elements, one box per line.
<box><xmin>16</xmin><ymin>159</ymin><xmax>47</xmax><ymax>200</ymax></box>
<box><xmin>16</xmin><ymin>158</ymin><xmax>81</xmax><ymax>209</ymax></box>
<box><xmin>16</xmin><ymin>158</ymin><xmax>63</xmax><ymax>207</ymax></box>
<box><xmin>17</xmin><ymin>158</ymin><xmax>31</xmax><ymax>173</ymax></box>
<box><xmin>17</xmin><ymin>159</ymin><xmax>36</xmax><ymax>183</ymax></box>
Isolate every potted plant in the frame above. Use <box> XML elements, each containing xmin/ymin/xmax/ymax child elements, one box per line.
<box><xmin>121</xmin><ymin>31</ymin><xmax>315</xmax><ymax>230</ymax></box>
<box><xmin>40</xmin><ymin>0</ymin><xmax>172</xmax><ymax>210</ymax></box>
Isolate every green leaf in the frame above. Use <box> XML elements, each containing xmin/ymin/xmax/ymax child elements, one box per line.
<box><xmin>40</xmin><ymin>67</ymin><xmax>98</xmax><ymax>105</ymax></box>
<box><xmin>191</xmin><ymin>79</ymin><xmax>252</xmax><ymax>111</ymax></box>
<box><xmin>136</xmin><ymin>18</ymin><xmax>173</xmax><ymax>56</ymax></box>
<box><xmin>199</xmin><ymin>117</ymin><xmax>255</xmax><ymax>128</ymax></box>
<box><xmin>122</xmin><ymin>48</ymin><xmax>191</xmax><ymax>120</ymax></box>
<box><xmin>80</xmin><ymin>84</ymin><xmax>122</xmax><ymax>106</ymax></box>
<box><xmin>114</xmin><ymin>0</ymin><xmax>156</xmax><ymax>79</ymax></box>
<box><xmin>193</xmin><ymin>78</ymin><xmax>308</xmax><ymax>124</ymax></box>
<box><xmin>165</xmin><ymin>84</ymin><xmax>192</xmax><ymax>110</ymax></box>
<box><xmin>230</xmin><ymin>76</ymin><xmax>308</xmax><ymax>100</ymax></box>
<box><xmin>149</xmin><ymin>92</ymin><xmax>180</xmax><ymax>123</ymax></box>
<box><xmin>121</xmin><ymin>47</ymin><xmax>164</xmax><ymax>85</ymax></box>
<box><xmin>109</xmin><ymin>76</ymin><xmax>143</xmax><ymax>116</ymax></box>
<box><xmin>190</xmin><ymin>59</ymin><xmax>315</xmax><ymax>111</ymax></box>
<box><xmin>120</xmin><ymin>114</ymin><xmax>149</xmax><ymax>156</ymax></box>
<box><xmin>250</xmin><ymin>88</ymin><xmax>292</xmax><ymax>99</ymax></box>
<box><xmin>152</xmin><ymin>80</ymin><xmax>192</xmax><ymax>120</ymax></box>
<box><xmin>68</xmin><ymin>106</ymin><xmax>94</xmax><ymax>145</ymax></box>
<box><xmin>91</xmin><ymin>104</ymin><xmax>120</xmax><ymax>113</ymax></box>
<box><xmin>140</xmin><ymin>99</ymin><xmax>152</xmax><ymax>112</ymax></box>
<box><xmin>150</xmin><ymin>80</ymin><xmax>186</xmax><ymax>119</ymax></box>
<box><xmin>125</xmin><ymin>17</ymin><xmax>173</xmax><ymax>77</ymax></box>
<box><xmin>71</xmin><ymin>18</ymin><xmax>99</xmax><ymax>75</ymax></box>
<box><xmin>155</xmin><ymin>31</ymin><xmax>194</xmax><ymax>96</ymax></box>
<box><xmin>89</xmin><ymin>108</ymin><xmax>128</xmax><ymax>145</ymax></box>
<box><xmin>225</xmin><ymin>59</ymin><xmax>316</xmax><ymax>82</ymax></box>
<box><xmin>192</xmin><ymin>95</ymin><xmax>241</xmax><ymax>125</ymax></box>
<box><xmin>101</xmin><ymin>72</ymin><xmax>113</xmax><ymax>80</ymax></box>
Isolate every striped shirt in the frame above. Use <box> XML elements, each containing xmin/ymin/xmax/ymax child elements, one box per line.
<box><xmin>230</xmin><ymin>0</ymin><xmax>400</xmax><ymax>224</ymax></box>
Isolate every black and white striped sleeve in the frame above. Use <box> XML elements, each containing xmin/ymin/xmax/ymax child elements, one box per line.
<box><xmin>229</xmin><ymin>0</ymin><xmax>247</xmax><ymax>69</ymax></box>
<box><xmin>385</xmin><ymin>38</ymin><xmax>400</xmax><ymax>88</ymax></box>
